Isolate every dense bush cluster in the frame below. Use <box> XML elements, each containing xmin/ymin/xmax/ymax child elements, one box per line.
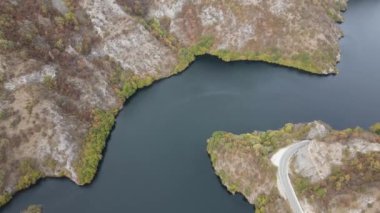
<box><xmin>0</xmin><ymin>193</ymin><xmax>11</xmax><ymax>207</ymax></box>
<box><xmin>174</xmin><ymin>36</ymin><xmax>214</xmax><ymax>73</ymax></box>
<box><xmin>254</xmin><ymin>191</ymin><xmax>287</xmax><ymax>213</ymax></box>
<box><xmin>75</xmin><ymin>109</ymin><xmax>116</xmax><ymax>184</ymax></box>
<box><xmin>0</xmin><ymin>160</ymin><xmax>42</xmax><ymax>206</ymax></box>
<box><xmin>16</xmin><ymin>160</ymin><xmax>43</xmax><ymax>191</ymax></box>
<box><xmin>144</xmin><ymin>18</ymin><xmax>178</xmax><ymax>50</ymax></box>
<box><xmin>370</xmin><ymin>123</ymin><xmax>380</xmax><ymax>135</ymax></box>
<box><xmin>211</xmin><ymin>49</ymin><xmax>322</xmax><ymax>74</ymax></box>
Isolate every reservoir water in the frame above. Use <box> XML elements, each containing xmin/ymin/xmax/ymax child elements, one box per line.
<box><xmin>2</xmin><ymin>0</ymin><xmax>380</xmax><ymax>212</ymax></box>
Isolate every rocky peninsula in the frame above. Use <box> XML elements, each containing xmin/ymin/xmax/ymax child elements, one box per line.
<box><xmin>207</xmin><ymin>121</ymin><xmax>380</xmax><ymax>212</ymax></box>
<box><xmin>0</xmin><ymin>0</ymin><xmax>347</xmax><ymax>207</ymax></box>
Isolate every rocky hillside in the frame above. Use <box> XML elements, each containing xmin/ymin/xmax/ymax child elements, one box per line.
<box><xmin>207</xmin><ymin>122</ymin><xmax>380</xmax><ymax>213</ymax></box>
<box><xmin>0</xmin><ymin>0</ymin><xmax>347</xmax><ymax>207</ymax></box>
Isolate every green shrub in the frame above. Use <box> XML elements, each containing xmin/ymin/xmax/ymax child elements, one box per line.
<box><xmin>143</xmin><ymin>18</ymin><xmax>178</xmax><ymax>49</ymax></box>
<box><xmin>294</xmin><ymin>175</ymin><xmax>312</xmax><ymax>195</ymax></box>
<box><xmin>75</xmin><ymin>71</ymin><xmax>157</xmax><ymax>185</ymax></box>
<box><xmin>75</xmin><ymin>109</ymin><xmax>116</xmax><ymax>184</ymax></box>
<box><xmin>43</xmin><ymin>76</ymin><xmax>56</xmax><ymax>89</ymax></box>
<box><xmin>211</xmin><ymin>49</ymin><xmax>322</xmax><ymax>74</ymax></box>
<box><xmin>228</xmin><ymin>183</ymin><xmax>238</xmax><ymax>193</ymax></box>
<box><xmin>44</xmin><ymin>157</ymin><xmax>58</xmax><ymax>172</ymax></box>
<box><xmin>255</xmin><ymin>194</ymin><xmax>269</xmax><ymax>213</ymax></box>
<box><xmin>16</xmin><ymin>160</ymin><xmax>42</xmax><ymax>191</ymax></box>
<box><xmin>370</xmin><ymin>123</ymin><xmax>380</xmax><ymax>135</ymax></box>
<box><xmin>0</xmin><ymin>193</ymin><xmax>11</xmax><ymax>207</ymax></box>
<box><xmin>211</xmin><ymin>131</ymin><xmax>226</xmax><ymax>141</ymax></box>
<box><xmin>148</xmin><ymin>18</ymin><xmax>166</xmax><ymax>38</ymax></box>
<box><xmin>54</xmin><ymin>16</ymin><xmax>65</xmax><ymax>29</ymax></box>
<box><xmin>174</xmin><ymin>36</ymin><xmax>214</xmax><ymax>73</ymax></box>
<box><xmin>54</xmin><ymin>38</ymin><xmax>65</xmax><ymax>51</ymax></box>
<box><xmin>315</xmin><ymin>187</ymin><xmax>327</xmax><ymax>198</ymax></box>
<box><xmin>0</xmin><ymin>39</ymin><xmax>14</xmax><ymax>51</ymax></box>
<box><xmin>0</xmin><ymin>14</ymin><xmax>13</xmax><ymax>30</ymax></box>
<box><xmin>283</xmin><ymin>123</ymin><xmax>294</xmax><ymax>133</ymax></box>
<box><xmin>64</xmin><ymin>12</ymin><xmax>78</xmax><ymax>27</ymax></box>
<box><xmin>326</xmin><ymin>7</ymin><xmax>343</xmax><ymax>23</ymax></box>
<box><xmin>118</xmin><ymin>75</ymin><xmax>154</xmax><ymax>100</ymax></box>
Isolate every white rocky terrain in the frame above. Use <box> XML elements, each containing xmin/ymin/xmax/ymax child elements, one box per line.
<box><xmin>290</xmin><ymin>122</ymin><xmax>380</xmax><ymax>212</ymax></box>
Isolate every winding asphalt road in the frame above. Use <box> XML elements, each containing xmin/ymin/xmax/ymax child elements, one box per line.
<box><xmin>277</xmin><ymin>140</ymin><xmax>310</xmax><ymax>213</ymax></box>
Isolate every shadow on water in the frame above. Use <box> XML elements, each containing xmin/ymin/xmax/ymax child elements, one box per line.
<box><xmin>2</xmin><ymin>0</ymin><xmax>380</xmax><ymax>212</ymax></box>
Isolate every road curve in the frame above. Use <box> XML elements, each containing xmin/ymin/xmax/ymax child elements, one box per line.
<box><xmin>278</xmin><ymin>140</ymin><xmax>310</xmax><ymax>213</ymax></box>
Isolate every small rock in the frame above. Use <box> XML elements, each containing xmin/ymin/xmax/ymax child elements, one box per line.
<box><xmin>21</xmin><ymin>204</ymin><xmax>43</xmax><ymax>213</ymax></box>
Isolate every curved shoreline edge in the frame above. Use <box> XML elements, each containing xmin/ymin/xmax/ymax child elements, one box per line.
<box><xmin>72</xmin><ymin>37</ymin><xmax>343</xmax><ymax>186</ymax></box>
<box><xmin>0</xmin><ymin>33</ymin><xmax>343</xmax><ymax>210</ymax></box>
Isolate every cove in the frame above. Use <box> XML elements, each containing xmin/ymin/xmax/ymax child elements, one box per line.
<box><xmin>2</xmin><ymin>0</ymin><xmax>380</xmax><ymax>212</ymax></box>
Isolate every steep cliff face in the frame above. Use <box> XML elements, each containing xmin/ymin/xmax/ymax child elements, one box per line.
<box><xmin>0</xmin><ymin>0</ymin><xmax>347</xmax><ymax>207</ymax></box>
<box><xmin>207</xmin><ymin>122</ymin><xmax>380</xmax><ymax>213</ymax></box>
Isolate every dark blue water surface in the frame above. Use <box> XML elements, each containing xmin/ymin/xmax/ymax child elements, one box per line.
<box><xmin>2</xmin><ymin>0</ymin><xmax>380</xmax><ymax>212</ymax></box>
